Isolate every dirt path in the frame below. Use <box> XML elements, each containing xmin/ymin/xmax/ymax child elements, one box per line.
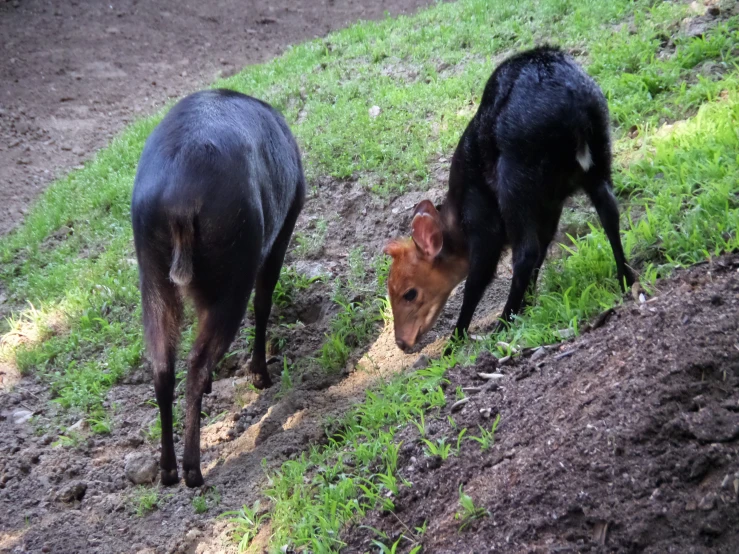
<box><xmin>0</xmin><ymin>0</ymin><xmax>433</xmax><ymax>237</ymax></box>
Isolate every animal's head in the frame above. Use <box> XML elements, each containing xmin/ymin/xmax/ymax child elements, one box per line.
<box><xmin>383</xmin><ymin>200</ymin><xmax>468</xmax><ymax>352</ymax></box>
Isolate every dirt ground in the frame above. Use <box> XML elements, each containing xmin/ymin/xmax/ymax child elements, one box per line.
<box><xmin>0</xmin><ymin>0</ymin><xmax>433</xmax><ymax>237</ymax></box>
<box><xmin>3</xmin><ymin>1</ymin><xmax>738</xmax><ymax>554</ymax></box>
<box><xmin>343</xmin><ymin>254</ymin><xmax>739</xmax><ymax>554</ymax></box>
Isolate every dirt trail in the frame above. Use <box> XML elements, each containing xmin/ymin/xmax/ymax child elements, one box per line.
<box><xmin>0</xmin><ymin>0</ymin><xmax>433</xmax><ymax>237</ymax></box>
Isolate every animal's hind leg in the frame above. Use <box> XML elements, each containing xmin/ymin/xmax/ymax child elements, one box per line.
<box><xmin>520</xmin><ymin>208</ymin><xmax>562</xmax><ymax>312</ymax></box>
<box><xmin>141</xmin><ymin>274</ymin><xmax>182</xmax><ymax>486</ymax></box>
<box><xmin>495</xmin><ymin>159</ymin><xmax>545</xmax><ymax>331</ymax></box>
<box><xmin>250</xmin><ymin>202</ymin><xmax>302</xmax><ymax>389</ymax></box>
<box><xmin>182</xmin><ymin>293</ymin><xmax>250</xmax><ymax>488</ymax></box>
<box><xmin>585</xmin><ymin>178</ymin><xmax>634</xmax><ymax>290</ymax></box>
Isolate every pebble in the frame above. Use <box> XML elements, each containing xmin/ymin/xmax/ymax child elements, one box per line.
<box><xmin>368</xmin><ymin>105</ymin><xmax>381</xmax><ymax>118</ymax></box>
<box><xmin>124</xmin><ymin>453</ymin><xmax>158</xmax><ymax>485</ymax></box>
<box><xmin>185</xmin><ymin>528</ymin><xmax>202</xmax><ymax>541</ymax></box>
<box><xmin>530</xmin><ymin>347</ymin><xmax>547</xmax><ymax>362</ymax></box>
<box><xmin>12</xmin><ymin>409</ymin><xmax>34</xmax><ymax>425</ymax></box>
<box><xmin>697</xmin><ymin>493</ymin><xmax>716</xmax><ymax>511</ymax></box>
<box><xmin>412</xmin><ymin>355</ymin><xmax>430</xmax><ymax>369</ymax></box>
<box><xmin>57</xmin><ymin>481</ymin><xmax>87</xmax><ymax>503</ymax></box>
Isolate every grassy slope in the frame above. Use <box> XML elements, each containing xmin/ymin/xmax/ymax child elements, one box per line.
<box><xmin>0</xmin><ymin>0</ymin><xmax>737</xmax><ymax>551</ymax></box>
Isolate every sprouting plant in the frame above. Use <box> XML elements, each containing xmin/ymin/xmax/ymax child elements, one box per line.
<box><xmin>221</xmin><ymin>501</ymin><xmax>267</xmax><ymax>552</ymax></box>
<box><xmin>192</xmin><ymin>495</ymin><xmax>207</xmax><ymax>514</ymax></box>
<box><xmin>411</xmin><ymin>410</ymin><xmax>427</xmax><ymax>438</ymax></box>
<box><xmin>456</xmin><ymin>485</ymin><xmax>489</xmax><ymax>531</ymax></box>
<box><xmin>275</xmin><ymin>357</ymin><xmax>293</xmax><ymax>400</ymax></box>
<box><xmin>88</xmin><ymin>411</ymin><xmax>112</xmax><ymax>435</ymax></box>
<box><xmin>130</xmin><ymin>486</ymin><xmax>159</xmax><ymax>517</ymax></box>
<box><xmin>193</xmin><ymin>487</ymin><xmax>221</xmax><ymax>514</ymax></box>
<box><xmin>422</xmin><ymin>436</ymin><xmax>452</xmax><ymax>460</ymax></box>
<box><xmin>455</xmin><ymin>428</ymin><xmax>468</xmax><ymax>455</ymax></box>
<box><xmin>468</xmin><ymin>414</ymin><xmax>501</xmax><ymax>451</ymax></box>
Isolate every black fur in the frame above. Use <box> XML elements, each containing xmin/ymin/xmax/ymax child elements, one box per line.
<box><xmin>442</xmin><ymin>46</ymin><xmax>634</xmax><ymax>344</ymax></box>
<box><xmin>131</xmin><ymin>89</ymin><xmax>305</xmax><ymax>487</ymax></box>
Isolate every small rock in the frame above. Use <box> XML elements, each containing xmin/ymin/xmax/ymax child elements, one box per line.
<box><xmin>412</xmin><ymin>355</ymin><xmax>430</xmax><ymax>369</ymax></box>
<box><xmin>698</xmin><ymin>493</ymin><xmax>717</xmax><ymax>511</ymax></box>
<box><xmin>530</xmin><ymin>347</ymin><xmax>547</xmax><ymax>362</ymax></box>
<box><xmin>368</xmin><ymin>105</ymin><xmax>381</xmax><ymax>118</ymax></box>
<box><xmin>650</xmin><ymin>488</ymin><xmax>662</xmax><ymax>501</ymax></box>
<box><xmin>106</xmin><ymin>26</ymin><xmax>120</xmax><ymax>34</ymax></box>
<box><xmin>66</xmin><ymin>418</ymin><xmax>87</xmax><ymax>434</ymax></box>
<box><xmin>71</xmin><ymin>146</ymin><xmax>85</xmax><ymax>156</ymax></box>
<box><xmin>557</xmin><ymin>328</ymin><xmax>574</xmax><ymax>339</ymax></box>
<box><xmin>57</xmin><ymin>481</ymin><xmax>87</xmax><ymax>503</ymax></box>
<box><xmin>186</xmin><ymin>528</ymin><xmax>202</xmax><ymax>541</ymax></box>
<box><xmin>479</xmin><ymin>408</ymin><xmax>493</xmax><ymax>419</ymax></box>
<box><xmin>124</xmin><ymin>453</ymin><xmax>158</xmax><ymax>485</ymax></box>
<box><xmin>12</xmin><ymin>409</ymin><xmax>34</xmax><ymax>425</ymax></box>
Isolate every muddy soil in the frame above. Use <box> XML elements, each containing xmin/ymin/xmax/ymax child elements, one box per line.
<box><xmin>343</xmin><ymin>254</ymin><xmax>739</xmax><ymax>553</ymax></box>
<box><xmin>0</xmin><ymin>0</ymin><xmax>433</xmax><ymax>237</ymax></box>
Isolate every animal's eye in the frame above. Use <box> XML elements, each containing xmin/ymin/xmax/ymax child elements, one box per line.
<box><xmin>403</xmin><ymin>289</ymin><xmax>418</xmax><ymax>302</ymax></box>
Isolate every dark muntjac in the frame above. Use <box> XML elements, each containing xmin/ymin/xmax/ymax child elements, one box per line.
<box><xmin>131</xmin><ymin>89</ymin><xmax>305</xmax><ymax>487</ymax></box>
<box><xmin>384</xmin><ymin>46</ymin><xmax>634</xmax><ymax>353</ymax></box>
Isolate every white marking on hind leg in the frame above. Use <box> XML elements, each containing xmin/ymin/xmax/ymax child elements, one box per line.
<box><xmin>576</xmin><ymin>143</ymin><xmax>593</xmax><ymax>172</ymax></box>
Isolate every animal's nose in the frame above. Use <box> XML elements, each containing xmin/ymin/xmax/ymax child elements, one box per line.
<box><xmin>395</xmin><ymin>338</ymin><xmax>408</xmax><ymax>352</ymax></box>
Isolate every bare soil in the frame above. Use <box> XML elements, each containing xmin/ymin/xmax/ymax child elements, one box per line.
<box><xmin>0</xmin><ymin>0</ymin><xmax>432</xmax><ymax>237</ymax></box>
<box><xmin>343</xmin><ymin>254</ymin><xmax>739</xmax><ymax>554</ymax></box>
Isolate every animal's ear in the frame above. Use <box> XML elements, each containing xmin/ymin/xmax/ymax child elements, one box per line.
<box><xmin>383</xmin><ymin>240</ymin><xmax>405</xmax><ymax>259</ymax></box>
<box><xmin>413</xmin><ymin>199</ymin><xmax>439</xmax><ymax>219</ymax></box>
<box><xmin>411</xmin><ymin>213</ymin><xmax>443</xmax><ymax>258</ymax></box>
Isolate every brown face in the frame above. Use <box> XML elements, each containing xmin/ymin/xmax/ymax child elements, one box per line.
<box><xmin>383</xmin><ymin>201</ymin><xmax>468</xmax><ymax>352</ymax></box>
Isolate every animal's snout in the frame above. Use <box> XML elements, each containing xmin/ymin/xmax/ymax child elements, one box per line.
<box><xmin>395</xmin><ymin>338</ymin><xmax>409</xmax><ymax>352</ymax></box>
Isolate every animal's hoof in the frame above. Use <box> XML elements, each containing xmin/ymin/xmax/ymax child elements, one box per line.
<box><xmin>184</xmin><ymin>469</ymin><xmax>204</xmax><ymax>488</ymax></box>
<box><xmin>160</xmin><ymin>468</ymin><xmax>180</xmax><ymax>487</ymax></box>
<box><xmin>251</xmin><ymin>371</ymin><xmax>273</xmax><ymax>390</ymax></box>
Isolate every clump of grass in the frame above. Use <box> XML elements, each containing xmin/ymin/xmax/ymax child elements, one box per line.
<box><xmin>272</xmin><ymin>266</ymin><xmax>323</xmax><ymax>309</ymax></box>
<box><xmin>221</xmin><ymin>501</ymin><xmax>267</xmax><ymax>552</ymax></box>
<box><xmin>421</xmin><ymin>436</ymin><xmax>452</xmax><ymax>461</ymax></box>
<box><xmin>130</xmin><ymin>486</ymin><xmax>159</xmax><ymax>517</ymax></box>
<box><xmin>317</xmin><ymin>279</ymin><xmax>384</xmax><ymax>372</ymax></box>
<box><xmin>192</xmin><ymin>487</ymin><xmax>221</xmax><ymax>515</ymax></box>
<box><xmin>455</xmin><ymin>485</ymin><xmax>489</xmax><ymax>531</ymax></box>
<box><xmin>468</xmin><ymin>414</ymin><xmax>501</xmax><ymax>451</ymax></box>
<box><xmin>293</xmin><ymin>218</ymin><xmax>328</xmax><ymax>258</ymax></box>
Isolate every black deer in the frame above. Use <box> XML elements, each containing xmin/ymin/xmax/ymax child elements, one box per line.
<box><xmin>383</xmin><ymin>46</ymin><xmax>634</xmax><ymax>352</ymax></box>
<box><xmin>131</xmin><ymin>89</ymin><xmax>305</xmax><ymax>487</ymax></box>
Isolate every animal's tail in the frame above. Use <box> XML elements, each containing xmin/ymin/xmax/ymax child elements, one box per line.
<box><xmin>169</xmin><ymin>215</ymin><xmax>194</xmax><ymax>286</ymax></box>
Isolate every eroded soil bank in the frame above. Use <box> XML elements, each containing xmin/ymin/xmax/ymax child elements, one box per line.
<box><xmin>343</xmin><ymin>254</ymin><xmax>739</xmax><ymax>553</ymax></box>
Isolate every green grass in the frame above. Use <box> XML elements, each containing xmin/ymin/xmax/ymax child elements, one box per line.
<box><xmin>0</xmin><ymin>0</ymin><xmax>738</xmax><ymax>551</ymax></box>
<box><xmin>129</xmin><ymin>486</ymin><xmax>159</xmax><ymax>517</ymax></box>
<box><xmin>455</xmin><ymin>485</ymin><xmax>490</xmax><ymax>531</ymax></box>
<box><xmin>193</xmin><ymin>487</ymin><xmax>222</xmax><ymax>515</ymax></box>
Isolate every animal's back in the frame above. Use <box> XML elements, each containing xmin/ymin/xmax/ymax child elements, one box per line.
<box><xmin>132</xmin><ymin>89</ymin><xmax>304</xmax><ymax>270</ymax></box>
<box><xmin>477</xmin><ymin>46</ymin><xmax>610</xmax><ymax>170</ymax></box>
